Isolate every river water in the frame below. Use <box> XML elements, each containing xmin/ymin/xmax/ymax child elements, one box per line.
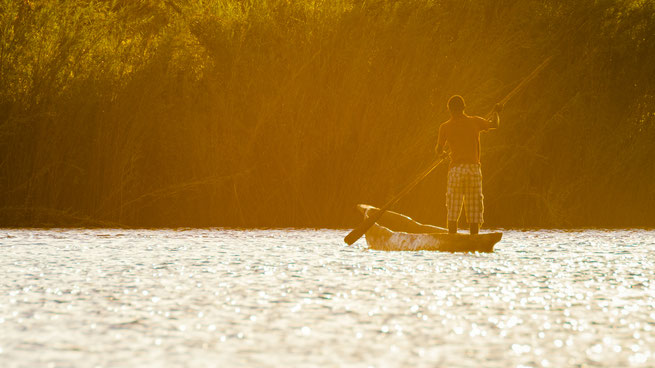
<box><xmin>0</xmin><ymin>229</ymin><xmax>653</xmax><ymax>367</ymax></box>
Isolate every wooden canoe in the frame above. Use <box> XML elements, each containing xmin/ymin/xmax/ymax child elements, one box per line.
<box><xmin>357</xmin><ymin>204</ymin><xmax>502</xmax><ymax>252</ymax></box>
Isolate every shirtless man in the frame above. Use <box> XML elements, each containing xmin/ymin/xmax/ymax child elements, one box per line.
<box><xmin>435</xmin><ymin>95</ymin><xmax>501</xmax><ymax>235</ymax></box>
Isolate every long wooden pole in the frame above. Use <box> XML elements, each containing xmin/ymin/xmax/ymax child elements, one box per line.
<box><xmin>343</xmin><ymin>56</ymin><xmax>554</xmax><ymax>245</ymax></box>
<box><xmin>497</xmin><ymin>56</ymin><xmax>553</xmax><ymax>107</ymax></box>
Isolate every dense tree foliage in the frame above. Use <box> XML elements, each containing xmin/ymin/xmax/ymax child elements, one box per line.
<box><xmin>1</xmin><ymin>0</ymin><xmax>654</xmax><ymax>227</ymax></box>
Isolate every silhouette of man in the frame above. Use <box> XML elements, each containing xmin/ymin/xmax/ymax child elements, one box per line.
<box><xmin>435</xmin><ymin>95</ymin><xmax>501</xmax><ymax>235</ymax></box>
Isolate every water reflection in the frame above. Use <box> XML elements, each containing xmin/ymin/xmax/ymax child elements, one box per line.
<box><xmin>0</xmin><ymin>229</ymin><xmax>653</xmax><ymax>367</ymax></box>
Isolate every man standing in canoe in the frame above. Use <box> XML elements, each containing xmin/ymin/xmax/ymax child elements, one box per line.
<box><xmin>435</xmin><ymin>95</ymin><xmax>501</xmax><ymax>235</ymax></box>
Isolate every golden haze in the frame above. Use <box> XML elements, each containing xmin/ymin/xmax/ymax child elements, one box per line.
<box><xmin>0</xmin><ymin>0</ymin><xmax>654</xmax><ymax>228</ymax></box>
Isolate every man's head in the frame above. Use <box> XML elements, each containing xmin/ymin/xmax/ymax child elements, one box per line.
<box><xmin>447</xmin><ymin>95</ymin><xmax>465</xmax><ymax>114</ymax></box>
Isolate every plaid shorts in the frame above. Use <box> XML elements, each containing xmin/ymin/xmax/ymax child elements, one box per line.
<box><xmin>446</xmin><ymin>164</ymin><xmax>484</xmax><ymax>224</ymax></box>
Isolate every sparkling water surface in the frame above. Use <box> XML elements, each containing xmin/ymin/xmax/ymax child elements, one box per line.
<box><xmin>1</xmin><ymin>229</ymin><xmax>654</xmax><ymax>367</ymax></box>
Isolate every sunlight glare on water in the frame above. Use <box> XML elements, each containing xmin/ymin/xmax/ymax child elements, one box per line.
<box><xmin>0</xmin><ymin>229</ymin><xmax>654</xmax><ymax>367</ymax></box>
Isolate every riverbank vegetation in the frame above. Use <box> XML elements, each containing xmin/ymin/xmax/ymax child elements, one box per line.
<box><xmin>1</xmin><ymin>0</ymin><xmax>654</xmax><ymax>228</ymax></box>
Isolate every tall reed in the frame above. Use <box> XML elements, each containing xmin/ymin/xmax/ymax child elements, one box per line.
<box><xmin>1</xmin><ymin>0</ymin><xmax>654</xmax><ymax>227</ymax></box>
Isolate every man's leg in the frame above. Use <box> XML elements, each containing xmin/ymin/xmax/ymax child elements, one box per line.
<box><xmin>448</xmin><ymin>221</ymin><xmax>458</xmax><ymax>234</ymax></box>
<box><xmin>463</xmin><ymin>165</ymin><xmax>484</xmax><ymax>235</ymax></box>
<box><xmin>469</xmin><ymin>223</ymin><xmax>479</xmax><ymax>235</ymax></box>
<box><xmin>446</xmin><ymin>168</ymin><xmax>463</xmax><ymax>234</ymax></box>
